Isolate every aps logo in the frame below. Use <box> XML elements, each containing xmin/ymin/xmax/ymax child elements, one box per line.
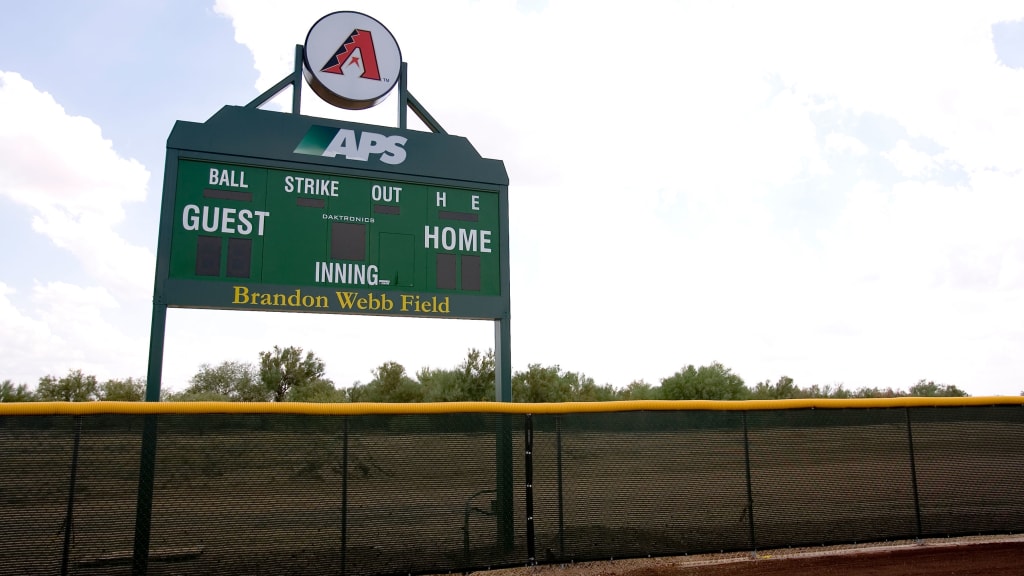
<box><xmin>294</xmin><ymin>125</ymin><xmax>407</xmax><ymax>165</ymax></box>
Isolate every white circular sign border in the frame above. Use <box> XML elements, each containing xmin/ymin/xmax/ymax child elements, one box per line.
<box><xmin>302</xmin><ymin>11</ymin><xmax>403</xmax><ymax>110</ymax></box>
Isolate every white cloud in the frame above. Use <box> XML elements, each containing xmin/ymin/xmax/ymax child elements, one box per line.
<box><xmin>745</xmin><ymin>2</ymin><xmax>1024</xmax><ymax>175</ymax></box>
<box><xmin>0</xmin><ymin>280</ymin><xmax>148</xmax><ymax>384</ymax></box>
<box><xmin>0</xmin><ymin>282</ymin><xmax>56</xmax><ymax>382</ymax></box>
<box><xmin>0</xmin><ymin>71</ymin><xmax>153</xmax><ymax>296</ymax></box>
<box><xmin>825</xmin><ymin>133</ymin><xmax>869</xmax><ymax>156</ymax></box>
<box><xmin>0</xmin><ymin>71</ymin><xmax>156</xmax><ymax>386</ymax></box>
<box><xmin>884</xmin><ymin>141</ymin><xmax>940</xmax><ymax>179</ymax></box>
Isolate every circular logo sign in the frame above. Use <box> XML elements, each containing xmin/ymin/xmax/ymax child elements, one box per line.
<box><xmin>303</xmin><ymin>12</ymin><xmax>402</xmax><ymax>110</ymax></box>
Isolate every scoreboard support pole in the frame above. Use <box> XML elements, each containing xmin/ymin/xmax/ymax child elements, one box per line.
<box><xmin>133</xmin><ymin>301</ymin><xmax>167</xmax><ymax>574</ymax></box>
<box><xmin>495</xmin><ymin>317</ymin><xmax>511</xmax><ymax>403</ymax></box>
<box><xmin>495</xmin><ymin>316</ymin><xmax>514</xmax><ymax>551</ymax></box>
<box><xmin>494</xmin><ymin>162</ymin><xmax>513</xmax><ymax>550</ymax></box>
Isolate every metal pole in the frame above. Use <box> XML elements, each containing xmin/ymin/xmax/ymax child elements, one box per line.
<box><xmin>524</xmin><ymin>414</ymin><xmax>536</xmax><ymax>565</ymax></box>
<box><xmin>556</xmin><ymin>416</ymin><xmax>564</xmax><ymax>558</ymax></box>
<box><xmin>494</xmin><ymin>318</ymin><xmax>514</xmax><ymax>551</ymax></box>
<box><xmin>398</xmin><ymin>62</ymin><xmax>408</xmax><ymax>129</ymax></box>
<box><xmin>742</xmin><ymin>413</ymin><xmax>757</xmax><ymax>551</ymax></box>
<box><xmin>494</xmin><ymin>318</ymin><xmax>512</xmax><ymax>402</ymax></box>
<box><xmin>495</xmin><ymin>414</ymin><xmax>515</xmax><ymax>553</ymax></box>
<box><xmin>292</xmin><ymin>44</ymin><xmax>303</xmax><ymax>114</ymax></box>
<box><xmin>905</xmin><ymin>407</ymin><xmax>923</xmax><ymax>540</ymax></box>
<box><xmin>141</xmin><ymin>303</ymin><xmax>167</xmax><ymax>403</ymax></box>
<box><xmin>341</xmin><ymin>417</ymin><xmax>349</xmax><ymax>575</ymax></box>
<box><xmin>133</xmin><ymin>301</ymin><xmax>167</xmax><ymax>575</ymax></box>
<box><xmin>60</xmin><ymin>416</ymin><xmax>83</xmax><ymax>576</ymax></box>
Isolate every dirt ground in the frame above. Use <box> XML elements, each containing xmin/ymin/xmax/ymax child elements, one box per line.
<box><xmin>484</xmin><ymin>535</ymin><xmax>1024</xmax><ymax>576</ymax></box>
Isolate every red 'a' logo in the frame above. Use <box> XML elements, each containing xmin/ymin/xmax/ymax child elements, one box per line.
<box><xmin>320</xmin><ymin>29</ymin><xmax>381</xmax><ymax>81</ymax></box>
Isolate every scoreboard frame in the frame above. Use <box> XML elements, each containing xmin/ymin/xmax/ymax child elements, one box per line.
<box><xmin>154</xmin><ymin>106</ymin><xmax>509</xmax><ymax>320</ymax></box>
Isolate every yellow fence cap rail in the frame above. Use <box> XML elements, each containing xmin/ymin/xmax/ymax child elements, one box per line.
<box><xmin>0</xmin><ymin>396</ymin><xmax>1021</xmax><ymax>417</ymax></box>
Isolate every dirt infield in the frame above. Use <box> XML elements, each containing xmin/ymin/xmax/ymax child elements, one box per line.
<box><xmin>485</xmin><ymin>536</ymin><xmax>1024</xmax><ymax>576</ymax></box>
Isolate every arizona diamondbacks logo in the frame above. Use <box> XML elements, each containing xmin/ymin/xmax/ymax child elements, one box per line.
<box><xmin>320</xmin><ymin>29</ymin><xmax>381</xmax><ymax>81</ymax></box>
<box><xmin>302</xmin><ymin>11</ymin><xmax>402</xmax><ymax>110</ymax></box>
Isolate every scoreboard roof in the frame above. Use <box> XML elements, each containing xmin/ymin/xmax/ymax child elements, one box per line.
<box><xmin>167</xmin><ymin>106</ymin><xmax>509</xmax><ymax>186</ymax></box>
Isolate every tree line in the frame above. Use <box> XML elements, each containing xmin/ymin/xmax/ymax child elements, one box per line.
<box><xmin>1</xmin><ymin>371</ymin><xmax>146</xmax><ymax>402</ymax></box>
<box><xmin>2</xmin><ymin>346</ymin><xmax>973</xmax><ymax>403</ymax></box>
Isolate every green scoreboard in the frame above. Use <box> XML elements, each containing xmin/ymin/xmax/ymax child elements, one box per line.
<box><xmin>155</xmin><ymin>106</ymin><xmax>510</xmax><ymax>320</ymax></box>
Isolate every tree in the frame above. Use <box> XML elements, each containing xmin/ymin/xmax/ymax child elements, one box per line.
<box><xmin>417</xmin><ymin>367</ymin><xmax>462</xmax><ymax>402</ymax></box>
<box><xmin>0</xmin><ymin>379</ymin><xmax>36</xmax><ymax>402</ymax></box>
<box><xmin>907</xmin><ymin>379</ymin><xmax>968</xmax><ymax>397</ymax></box>
<box><xmin>179</xmin><ymin>361</ymin><xmax>262</xmax><ymax>401</ymax></box>
<box><xmin>620</xmin><ymin>380</ymin><xmax>660</xmax><ymax>400</ymax></box>
<box><xmin>36</xmin><ymin>369</ymin><xmax>98</xmax><ymax>401</ymax></box>
<box><xmin>455</xmin><ymin>348</ymin><xmax>495</xmax><ymax>401</ymax></box>
<box><xmin>259</xmin><ymin>346</ymin><xmax>331</xmax><ymax>402</ymax></box>
<box><xmin>286</xmin><ymin>378</ymin><xmax>347</xmax><ymax>402</ymax></box>
<box><xmin>512</xmin><ymin>364</ymin><xmax>575</xmax><ymax>403</ymax></box>
<box><xmin>418</xmin><ymin>348</ymin><xmax>498</xmax><ymax>402</ymax></box>
<box><xmin>852</xmin><ymin>386</ymin><xmax>902</xmax><ymax>399</ymax></box>
<box><xmin>660</xmin><ymin>362</ymin><xmax>748</xmax><ymax>400</ymax></box>
<box><xmin>99</xmin><ymin>377</ymin><xmax>145</xmax><ymax>401</ymax></box>
<box><xmin>351</xmin><ymin>361</ymin><xmax>422</xmax><ymax>402</ymax></box>
<box><xmin>801</xmin><ymin>383</ymin><xmax>852</xmax><ymax>399</ymax></box>
<box><xmin>750</xmin><ymin>376</ymin><xmax>801</xmax><ymax>400</ymax></box>
<box><xmin>571</xmin><ymin>375</ymin><xmax>617</xmax><ymax>401</ymax></box>
<box><xmin>372</xmin><ymin>361</ymin><xmax>422</xmax><ymax>402</ymax></box>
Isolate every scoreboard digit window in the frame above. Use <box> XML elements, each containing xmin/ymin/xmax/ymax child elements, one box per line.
<box><xmin>170</xmin><ymin>160</ymin><xmax>500</xmax><ymax>295</ymax></box>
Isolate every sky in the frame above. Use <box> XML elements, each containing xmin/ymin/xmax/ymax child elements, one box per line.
<box><xmin>1</xmin><ymin>1</ymin><xmax>1023</xmax><ymax>396</ymax></box>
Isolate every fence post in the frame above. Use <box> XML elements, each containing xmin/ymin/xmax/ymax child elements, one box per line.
<box><xmin>60</xmin><ymin>416</ymin><xmax>83</xmax><ymax>576</ymax></box>
<box><xmin>742</xmin><ymin>412</ymin><xmax>757</xmax><ymax>552</ymax></box>
<box><xmin>494</xmin><ymin>318</ymin><xmax>515</xmax><ymax>552</ymax></box>
<box><xmin>132</xmin><ymin>414</ymin><xmax>159</xmax><ymax>576</ymax></box>
<box><xmin>524</xmin><ymin>414</ymin><xmax>536</xmax><ymax>564</ymax></box>
<box><xmin>555</xmin><ymin>416</ymin><xmax>565</xmax><ymax>559</ymax></box>
<box><xmin>134</xmin><ymin>299</ymin><xmax>167</xmax><ymax>575</ymax></box>
<box><xmin>495</xmin><ymin>415</ymin><xmax>515</xmax><ymax>552</ymax></box>
<box><xmin>341</xmin><ymin>417</ymin><xmax>349</xmax><ymax>576</ymax></box>
<box><xmin>905</xmin><ymin>407</ymin><xmax>923</xmax><ymax>540</ymax></box>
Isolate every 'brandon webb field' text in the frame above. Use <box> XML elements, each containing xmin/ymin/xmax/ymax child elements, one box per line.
<box><xmin>231</xmin><ymin>286</ymin><xmax>450</xmax><ymax>314</ymax></box>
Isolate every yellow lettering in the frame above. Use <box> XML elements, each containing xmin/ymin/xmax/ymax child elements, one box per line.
<box><xmin>233</xmin><ymin>287</ymin><xmax>330</xmax><ymax>309</ymax></box>
<box><xmin>236</xmin><ymin>289</ymin><xmax>451</xmax><ymax>313</ymax></box>
<box><xmin>233</xmin><ymin>286</ymin><xmax>250</xmax><ymax>304</ymax></box>
<box><xmin>363</xmin><ymin>293</ymin><xmax>393</xmax><ymax>311</ymax></box>
<box><xmin>335</xmin><ymin>291</ymin><xmax>358</xmax><ymax>309</ymax></box>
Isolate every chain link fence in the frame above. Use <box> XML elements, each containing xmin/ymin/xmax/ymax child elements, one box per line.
<box><xmin>1</xmin><ymin>399</ymin><xmax>1021</xmax><ymax>575</ymax></box>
